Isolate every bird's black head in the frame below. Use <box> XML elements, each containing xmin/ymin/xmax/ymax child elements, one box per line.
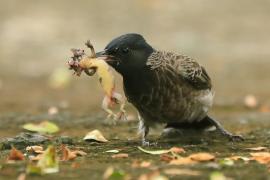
<box><xmin>97</xmin><ymin>33</ymin><xmax>154</xmax><ymax>75</ymax></box>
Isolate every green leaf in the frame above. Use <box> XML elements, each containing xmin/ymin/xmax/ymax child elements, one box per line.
<box><xmin>209</xmin><ymin>171</ymin><xmax>227</xmax><ymax>180</ymax></box>
<box><xmin>23</xmin><ymin>121</ymin><xmax>59</xmax><ymax>134</ymax></box>
<box><xmin>138</xmin><ymin>146</ymin><xmax>171</xmax><ymax>155</ymax></box>
<box><xmin>26</xmin><ymin>145</ymin><xmax>59</xmax><ymax>175</ymax></box>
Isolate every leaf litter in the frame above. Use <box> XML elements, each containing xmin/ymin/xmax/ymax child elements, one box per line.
<box><xmin>23</xmin><ymin>121</ymin><xmax>59</xmax><ymax>134</ymax></box>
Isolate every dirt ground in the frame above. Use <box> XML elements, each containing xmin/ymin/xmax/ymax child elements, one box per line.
<box><xmin>1</xmin><ymin>0</ymin><xmax>270</xmax><ymax>179</ymax></box>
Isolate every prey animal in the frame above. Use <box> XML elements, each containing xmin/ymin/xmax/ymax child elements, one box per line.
<box><xmin>68</xmin><ymin>41</ymin><xmax>126</xmax><ymax>120</ymax></box>
<box><xmin>95</xmin><ymin>33</ymin><xmax>243</xmax><ymax>145</ymax></box>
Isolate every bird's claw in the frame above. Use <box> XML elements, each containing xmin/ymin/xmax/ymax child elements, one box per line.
<box><xmin>142</xmin><ymin>140</ymin><xmax>157</xmax><ymax>146</ymax></box>
<box><xmin>228</xmin><ymin>134</ymin><xmax>244</xmax><ymax>141</ymax></box>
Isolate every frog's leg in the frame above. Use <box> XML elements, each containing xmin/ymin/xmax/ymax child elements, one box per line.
<box><xmin>111</xmin><ymin>92</ymin><xmax>127</xmax><ymax>121</ymax></box>
<box><xmin>85</xmin><ymin>40</ymin><xmax>96</xmax><ymax>58</ymax></box>
<box><xmin>102</xmin><ymin>95</ymin><xmax>117</xmax><ymax>122</ymax></box>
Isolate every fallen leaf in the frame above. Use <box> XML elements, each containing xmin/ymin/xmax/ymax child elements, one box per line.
<box><xmin>83</xmin><ymin>129</ymin><xmax>108</xmax><ymax>142</ymax></box>
<box><xmin>245</xmin><ymin>146</ymin><xmax>267</xmax><ymax>151</ymax></box>
<box><xmin>26</xmin><ymin>146</ymin><xmax>44</xmax><ymax>154</ymax></box>
<box><xmin>163</xmin><ymin>168</ymin><xmax>201</xmax><ymax>176</ymax></box>
<box><xmin>138</xmin><ymin>171</ymin><xmax>168</xmax><ymax>180</ymax></box>
<box><xmin>132</xmin><ymin>160</ymin><xmax>152</xmax><ymax>168</ymax></box>
<box><xmin>140</xmin><ymin>161</ymin><xmax>152</xmax><ymax>168</ymax></box>
<box><xmin>61</xmin><ymin>145</ymin><xmax>77</xmax><ymax>161</ymax></box>
<box><xmin>27</xmin><ymin>145</ymin><xmax>59</xmax><ymax>175</ymax></box>
<box><xmin>189</xmin><ymin>153</ymin><xmax>215</xmax><ymax>162</ymax></box>
<box><xmin>26</xmin><ymin>163</ymin><xmax>42</xmax><ymax>175</ymax></box>
<box><xmin>138</xmin><ymin>146</ymin><xmax>171</xmax><ymax>155</ymax></box>
<box><xmin>23</xmin><ymin>121</ymin><xmax>59</xmax><ymax>134</ymax></box>
<box><xmin>7</xmin><ymin>146</ymin><xmax>24</xmax><ymax>161</ymax></box>
<box><xmin>219</xmin><ymin>158</ymin><xmax>234</xmax><ymax>166</ymax></box>
<box><xmin>105</xmin><ymin>149</ymin><xmax>120</xmax><ymax>153</ymax></box>
<box><xmin>169</xmin><ymin>157</ymin><xmax>196</xmax><ymax>165</ymax></box>
<box><xmin>103</xmin><ymin>166</ymin><xmax>127</xmax><ymax>180</ymax></box>
<box><xmin>209</xmin><ymin>171</ymin><xmax>227</xmax><ymax>180</ymax></box>
<box><xmin>250</xmin><ymin>152</ymin><xmax>270</xmax><ymax>164</ymax></box>
<box><xmin>160</xmin><ymin>154</ymin><xmax>175</xmax><ymax>162</ymax></box>
<box><xmin>111</xmin><ymin>153</ymin><xmax>129</xmax><ymax>158</ymax></box>
<box><xmin>61</xmin><ymin>145</ymin><xmax>87</xmax><ymax>161</ymax></box>
<box><xmin>229</xmin><ymin>156</ymin><xmax>250</xmax><ymax>161</ymax></box>
<box><xmin>17</xmin><ymin>173</ymin><xmax>26</xmax><ymax>180</ymax></box>
<box><xmin>37</xmin><ymin>145</ymin><xmax>59</xmax><ymax>173</ymax></box>
<box><xmin>169</xmin><ymin>147</ymin><xmax>185</xmax><ymax>153</ymax></box>
<box><xmin>74</xmin><ymin>150</ymin><xmax>87</xmax><ymax>156</ymax></box>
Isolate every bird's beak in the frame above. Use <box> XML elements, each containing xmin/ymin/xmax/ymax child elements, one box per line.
<box><xmin>96</xmin><ymin>49</ymin><xmax>108</xmax><ymax>58</ymax></box>
<box><xmin>96</xmin><ymin>49</ymin><xmax>116</xmax><ymax>65</ymax></box>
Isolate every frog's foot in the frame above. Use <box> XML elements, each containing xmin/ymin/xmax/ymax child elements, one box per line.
<box><xmin>102</xmin><ymin>96</ymin><xmax>118</xmax><ymax>124</ymax></box>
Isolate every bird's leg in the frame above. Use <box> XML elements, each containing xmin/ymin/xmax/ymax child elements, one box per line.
<box><xmin>102</xmin><ymin>95</ymin><xmax>117</xmax><ymax>123</ymax></box>
<box><xmin>204</xmin><ymin>116</ymin><xmax>244</xmax><ymax>141</ymax></box>
<box><xmin>138</xmin><ymin>120</ymin><xmax>150</xmax><ymax>146</ymax></box>
<box><xmin>111</xmin><ymin>92</ymin><xmax>127</xmax><ymax>121</ymax></box>
<box><xmin>138</xmin><ymin>116</ymin><xmax>157</xmax><ymax>146</ymax></box>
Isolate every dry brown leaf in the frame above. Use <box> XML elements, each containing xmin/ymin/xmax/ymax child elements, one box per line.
<box><xmin>245</xmin><ymin>147</ymin><xmax>267</xmax><ymax>151</ymax></box>
<box><xmin>74</xmin><ymin>150</ymin><xmax>87</xmax><ymax>156</ymax></box>
<box><xmin>140</xmin><ymin>161</ymin><xmax>152</xmax><ymax>168</ymax></box>
<box><xmin>189</xmin><ymin>153</ymin><xmax>215</xmax><ymax>162</ymax></box>
<box><xmin>61</xmin><ymin>145</ymin><xmax>77</xmax><ymax>161</ymax></box>
<box><xmin>26</xmin><ymin>146</ymin><xmax>44</xmax><ymax>154</ymax></box>
<box><xmin>250</xmin><ymin>152</ymin><xmax>270</xmax><ymax>164</ymax></box>
<box><xmin>132</xmin><ymin>160</ymin><xmax>152</xmax><ymax>168</ymax></box>
<box><xmin>170</xmin><ymin>157</ymin><xmax>196</xmax><ymax>165</ymax></box>
<box><xmin>17</xmin><ymin>173</ymin><xmax>26</xmax><ymax>180</ymax></box>
<box><xmin>170</xmin><ymin>147</ymin><xmax>185</xmax><ymax>153</ymax></box>
<box><xmin>7</xmin><ymin>147</ymin><xmax>24</xmax><ymax>161</ymax></box>
<box><xmin>163</xmin><ymin>168</ymin><xmax>201</xmax><ymax>176</ymax></box>
<box><xmin>111</xmin><ymin>153</ymin><xmax>129</xmax><ymax>158</ymax></box>
<box><xmin>160</xmin><ymin>154</ymin><xmax>175</xmax><ymax>162</ymax></box>
<box><xmin>83</xmin><ymin>129</ymin><xmax>108</xmax><ymax>142</ymax></box>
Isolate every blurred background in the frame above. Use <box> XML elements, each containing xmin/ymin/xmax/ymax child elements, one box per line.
<box><xmin>0</xmin><ymin>0</ymin><xmax>269</xmax><ymax>114</ymax></box>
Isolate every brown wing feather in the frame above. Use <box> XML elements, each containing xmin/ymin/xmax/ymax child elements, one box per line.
<box><xmin>146</xmin><ymin>51</ymin><xmax>212</xmax><ymax>90</ymax></box>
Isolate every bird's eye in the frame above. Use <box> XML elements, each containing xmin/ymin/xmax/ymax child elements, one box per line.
<box><xmin>122</xmin><ymin>47</ymin><xmax>129</xmax><ymax>54</ymax></box>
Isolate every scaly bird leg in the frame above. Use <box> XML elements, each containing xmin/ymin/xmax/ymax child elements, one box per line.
<box><xmin>204</xmin><ymin>116</ymin><xmax>244</xmax><ymax>141</ymax></box>
<box><xmin>138</xmin><ymin>119</ymin><xmax>151</xmax><ymax>146</ymax></box>
<box><xmin>102</xmin><ymin>95</ymin><xmax>117</xmax><ymax>123</ymax></box>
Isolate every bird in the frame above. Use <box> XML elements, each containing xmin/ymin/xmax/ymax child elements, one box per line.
<box><xmin>94</xmin><ymin>33</ymin><xmax>243</xmax><ymax>145</ymax></box>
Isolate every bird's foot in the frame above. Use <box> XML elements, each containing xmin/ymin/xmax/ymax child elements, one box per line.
<box><xmin>142</xmin><ymin>140</ymin><xmax>157</xmax><ymax>146</ymax></box>
<box><xmin>223</xmin><ymin>132</ymin><xmax>244</xmax><ymax>142</ymax></box>
<box><xmin>104</xmin><ymin>112</ymin><xmax>118</xmax><ymax>125</ymax></box>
